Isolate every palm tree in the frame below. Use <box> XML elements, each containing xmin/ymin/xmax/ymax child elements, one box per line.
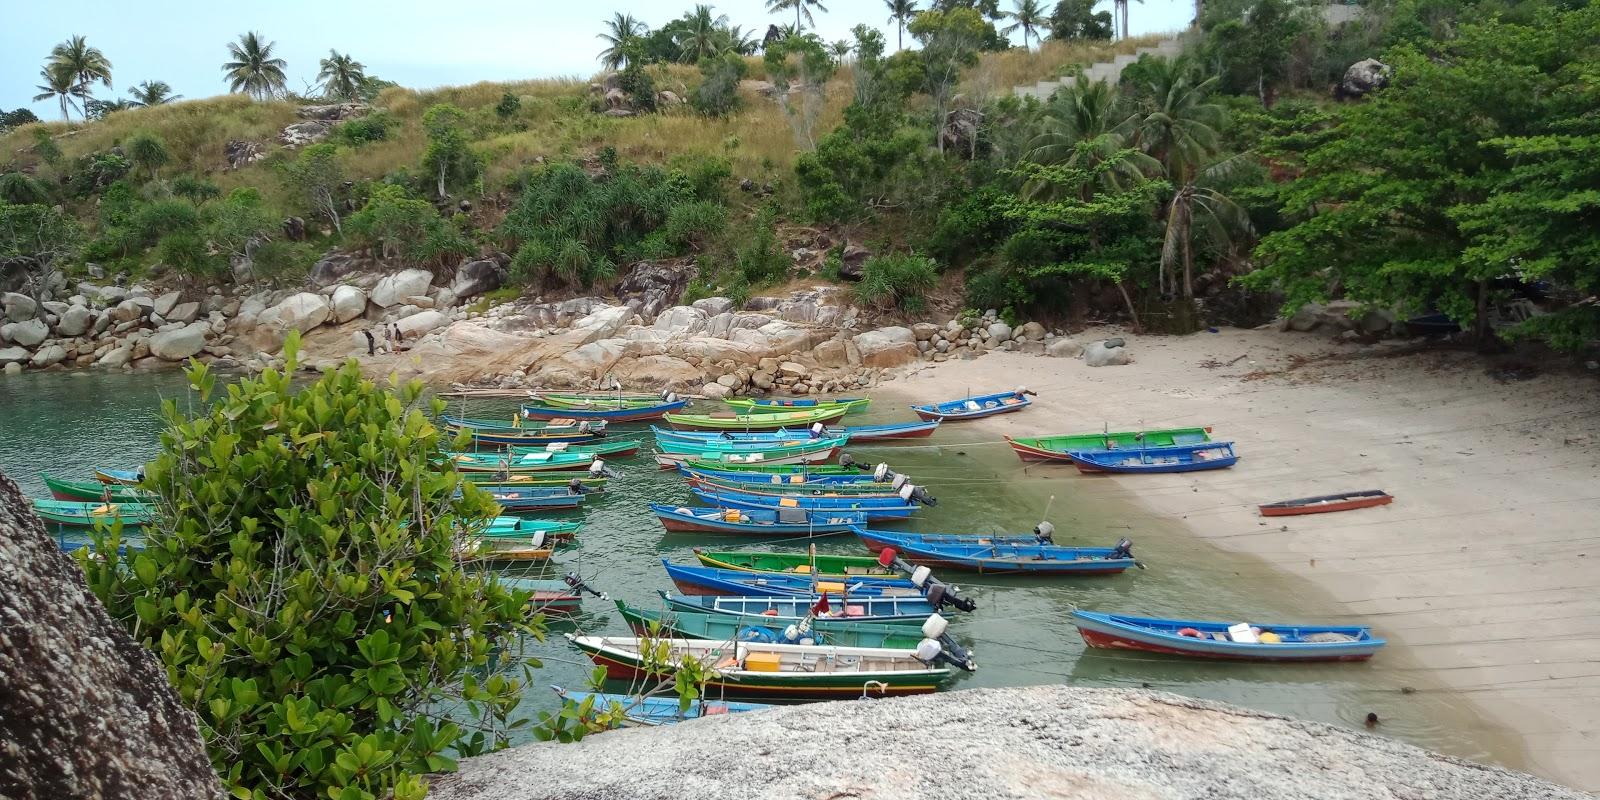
<box><xmin>1159</xmin><ymin>162</ymin><xmax>1253</xmax><ymax>299</ymax></box>
<box><xmin>127</xmin><ymin>80</ymin><xmax>181</xmax><ymax>106</ymax></box>
<box><xmin>677</xmin><ymin>5</ymin><xmax>730</xmax><ymax>63</ymax></box>
<box><xmin>48</xmin><ymin>35</ymin><xmax>113</xmax><ymax>101</ymax></box>
<box><xmin>1024</xmin><ymin>80</ymin><xmax>1158</xmax><ymax>200</ymax></box>
<box><xmin>885</xmin><ymin>0</ymin><xmax>919</xmax><ymax>50</ymax></box>
<box><xmin>317</xmin><ymin>50</ymin><xmax>367</xmax><ymax>100</ymax></box>
<box><xmin>767</xmin><ymin>0</ymin><xmax>829</xmax><ymax>30</ymax></box>
<box><xmin>33</xmin><ymin>65</ymin><xmax>85</xmax><ymax>121</ymax></box>
<box><xmin>830</xmin><ymin>40</ymin><xmax>853</xmax><ymax>65</ymax></box>
<box><xmin>597</xmin><ymin>13</ymin><xmax>649</xmax><ymax>70</ymax></box>
<box><xmin>1112</xmin><ymin>0</ymin><xmax>1144</xmax><ymax>40</ymax></box>
<box><xmin>223</xmin><ymin>32</ymin><xmax>288</xmax><ymax>100</ymax></box>
<box><xmin>726</xmin><ymin>25</ymin><xmax>762</xmax><ymax>55</ymax></box>
<box><xmin>1002</xmin><ymin>0</ymin><xmax>1047</xmax><ymax>49</ymax></box>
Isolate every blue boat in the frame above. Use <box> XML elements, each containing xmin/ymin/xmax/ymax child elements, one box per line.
<box><xmin>655</xmin><ymin>419</ymin><xmax>940</xmax><ymax>445</ymax></box>
<box><xmin>654</xmin><ymin>433</ymin><xmax>851</xmax><ymax>455</ymax></box>
<box><xmin>1071</xmin><ymin>611</ymin><xmax>1386</xmax><ymax>662</ymax></box>
<box><xmin>691</xmin><ymin>488</ymin><xmax>922</xmax><ymax>520</ymax></box>
<box><xmin>663</xmin><ymin>559</ymin><xmax>919</xmax><ymax>597</ymax></box>
<box><xmin>910</xmin><ymin>388</ymin><xmax>1035</xmax><ymax>422</ymax></box>
<box><xmin>677</xmin><ymin>464</ymin><xmax>891</xmax><ymax>486</ymax></box>
<box><xmin>1069</xmin><ymin>442</ymin><xmax>1238</xmax><ymax>474</ymax></box>
<box><xmin>441</xmin><ymin>415</ymin><xmax>607</xmax><ymax>446</ymax></box>
<box><xmin>479</xmin><ymin>486</ymin><xmax>588</xmax><ymax>511</ymax></box>
<box><xmin>523</xmin><ymin>397</ymin><xmax>690</xmax><ymax>422</ymax></box>
<box><xmin>659</xmin><ymin>590</ymin><xmax>939</xmax><ymax>623</ymax></box>
<box><xmin>854</xmin><ymin>528</ymin><xmax>1138</xmax><ymax>575</ymax></box>
<box><xmin>652</xmin><ymin>503</ymin><xmax>865</xmax><ymax>536</ymax></box>
<box><xmin>551</xmin><ymin>686</ymin><xmax>769</xmax><ymax>727</ymax></box>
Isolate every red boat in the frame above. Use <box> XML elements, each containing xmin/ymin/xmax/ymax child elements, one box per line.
<box><xmin>1258</xmin><ymin>490</ymin><xmax>1393</xmax><ymax>517</ymax></box>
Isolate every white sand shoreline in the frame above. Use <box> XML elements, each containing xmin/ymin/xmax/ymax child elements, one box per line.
<box><xmin>878</xmin><ymin>326</ymin><xmax>1600</xmax><ymax>792</ymax></box>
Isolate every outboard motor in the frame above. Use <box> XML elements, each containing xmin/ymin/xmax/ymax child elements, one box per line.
<box><xmin>1109</xmin><ymin>536</ymin><xmax>1146</xmax><ymax>569</ymax></box>
<box><xmin>838</xmin><ymin>453</ymin><xmax>870</xmax><ymax>472</ymax></box>
<box><xmin>872</xmin><ymin>462</ymin><xmax>905</xmax><ymax>484</ymax></box>
<box><xmin>567</xmin><ymin>478</ymin><xmax>596</xmax><ymax>495</ymax></box>
<box><xmin>898</xmin><ymin>483</ymin><xmax>937</xmax><ymax>507</ymax></box>
<box><xmin>1014</xmin><ymin>384</ymin><xmax>1038</xmax><ymax>397</ymax></box>
<box><xmin>562</xmin><ymin>572</ymin><xmax>608</xmax><ymax>600</ymax></box>
<box><xmin>877</xmin><ymin>549</ymin><xmax>977</xmax><ymax>613</ymax></box>
<box><xmin>1034</xmin><ymin>521</ymin><xmax>1055</xmax><ymax>544</ymax></box>
<box><xmin>589</xmin><ymin>459</ymin><xmax>621</xmax><ymax>479</ymax></box>
<box><xmin>810</xmin><ymin>422</ymin><xmax>825</xmax><ymax>438</ymax></box>
<box><xmin>917</xmin><ymin>614</ymin><xmax>977</xmax><ymax>672</ymax></box>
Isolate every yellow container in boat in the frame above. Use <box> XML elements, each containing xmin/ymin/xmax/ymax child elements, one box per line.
<box><xmin>1258</xmin><ymin>631</ymin><xmax>1283</xmax><ymax>644</ymax></box>
<box><xmin>722</xmin><ymin>510</ymin><xmax>743</xmax><ymax>522</ymax></box>
<box><xmin>744</xmin><ymin>652</ymin><xmax>783</xmax><ymax>672</ymax></box>
<box><xmin>792</xmin><ymin>564</ymin><xmax>811</xmax><ymax>574</ymax></box>
<box><xmin>779</xmin><ymin>497</ymin><xmax>799</xmax><ymax>507</ymax></box>
<box><xmin>814</xmin><ymin>581</ymin><xmax>846</xmax><ymax>594</ymax></box>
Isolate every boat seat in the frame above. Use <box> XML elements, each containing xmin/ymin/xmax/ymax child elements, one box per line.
<box><xmin>1209</xmin><ymin>632</ymin><xmax>1229</xmax><ymax>642</ymax></box>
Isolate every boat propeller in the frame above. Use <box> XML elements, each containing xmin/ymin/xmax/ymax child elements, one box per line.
<box><xmin>877</xmin><ymin>548</ymin><xmax>977</xmax><ymax>613</ymax></box>
<box><xmin>1109</xmin><ymin>536</ymin><xmax>1146</xmax><ymax>569</ymax></box>
<box><xmin>915</xmin><ymin>614</ymin><xmax>978</xmax><ymax>672</ymax></box>
<box><xmin>562</xmin><ymin>572</ymin><xmax>608</xmax><ymax>600</ymax></box>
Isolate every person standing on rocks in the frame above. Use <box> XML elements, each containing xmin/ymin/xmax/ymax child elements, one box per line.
<box><xmin>362</xmin><ymin>329</ymin><xmax>376</xmax><ymax>356</ymax></box>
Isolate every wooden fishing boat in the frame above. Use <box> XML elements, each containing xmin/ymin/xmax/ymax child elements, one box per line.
<box><xmin>93</xmin><ymin>468</ymin><xmax>143</xmax><ymax>486</ymax></box>
<box><xmin>678</xmin><ymin>463</ymin><xmax>887</xmax><ymax>486</ymax></box>
<box><xmin>494</xmin><ymin>577</ymin><xmax>590</xmax><ymax>615</ymax></box>
<box><xmin>910</xmin><ymin>388</ymin><xmax>1033</xmax><ymax>422</ymax></box>
<box><xmin>1070</xmin><ymin>611</ymin><xmax>1386</xmax><ymax>662</ymax></box>
<box><xmin>615</xmin><ymin>600</ymin><xmax>925</xmax><ymax>649</ymax></box>
<box><xmin>686</xmin><ymin>474</ymin><xmax>930</xmax><ymax>500</ymax></box>
<box><xmin>1005</xmin><ymin>427</ymin><xmax>1213</xmax><ymax>464</ymax></box>
<box><xmin>651</xmin><ymin>504</ymin><xmax>866</xmax><ymax>536</ymax></box>
<box><xmin>832</xmin><ymin>420</ymin><xmax>941</xmax><ymax>441</ymax></box>
<box><xmin>1259</xmin><ymin>490</ymin><xmax>1393</xmax><ymax>517</ymax></box>
<box><xmin>1069</xmin><ymin>442</ymin><xmax>1238</xmax><ymax>474</ymax></box>
<box><xmin>679</xmin><ymin>460</ymin><xmax>878</xmax><ymax>478</ymax></box>
<box><xmin>446</xmin><ymin>450</ymin><xmax>598</xmax><ymax>474</ymax></box>
<box><xmin>460</xmin><ymin>472</ymin><xmax>608</xmax><ymax>489</ymax></box>
<box><xmin>522</xmin><ymin>397</ymin><xmax>689</xmax><ymax>422</ymax></box>
<box><xmin>723</xmin><ymin>397</ymin><xmax>871</xmax><ymax>414</ymax></box>
<box><xmin>693</xmin><ymin>548</ymin><xmax>899</xmax><ymax>580</ymax></box>
<box><xmin>507</xmin><ymin>438</ymin><xmax>643</xmax><ymax>458</ymax></box>
<box><xmin>567</xmin><ymin>634</ymin><xmax>957</xmax><ymax>698</ymax></box>
<box><xmin>32</xmin><ymin>499</ymin><xmax>154</xmax><ymax>530</ymax></box>
<box><xmin>457</xmin><ymin>538</ymin><xmax>555</xmax><ymax>563</ymax></box>
<box><xmin>442</xmin><ymin>416</ymin><xmax>607</xmax><ymax>446</ymax></box>
<box><xmin>476</xmin><ymin>516</ymin><xmax>582</xmax><ymax>542</ymax></box>
<box><xmin>660</xmin><ymin>590</ymin><xmax>939</xmax><ymax>623</ymax></box>
<box><xmin>551</xmin><ymin>686</ymin><xmax>769</xmax><ymax>727</ymax></box>
<box><xmin>656</xmin><ymin>420</ymin><xmax>939</xmax><ymax>445</ymax></box>
<box><xmin>855</xmin><ymin>529</ymin><xmax>1136</xmax><ymax>575</ymax></box>
<box><xmin>663</xmin><ymin>559</ymin><xmax>920</xmax><ymax>598</ymax></box>
<box><xmin>692</xmin><ymin>488</ymin><xmax>923</xmax><ymax>520</ymax></box>
<box><xmin>42</xmin><ymin>474</ymin><xmax>149</xmax><ymax>503</ymax></box>
<box><xmin>654</xmin><ymin>434</ymin><xmax>849</xmax><ymax>456</ymax></box>
<box><xmin>664</xmin><ymin>407</ymin><xmax>849</xmax><ymax>432</ymax></box>
<box><xmin>442</xmin><ymin>415</ymin><xmax>607</xmax><ymax>435</ymax></box>
<box><xmin>481</xmin><ymin>487</ymin><xmax>587</xmax><ymax>512</ymax></box>
<box><xmin>536</xmin><ymin>391</ymin><xmax>681</xmax><ymax>409</ymax></box>
<box><xmin>652</xmin><ymin>441</ymin><xmax>842</xmax><ymax>470</ymax></box>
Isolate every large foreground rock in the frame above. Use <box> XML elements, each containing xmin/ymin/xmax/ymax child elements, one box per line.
<box><xmin>853</xmin><ymin>326</ymin><xmax>919</xmax><ymax>369</ymax></box>
<box><xmin>450</xmin><ymin>259</ymin><xmax>506</xmax><ymax>300</ymax></box>
<box><xmin>258</xmin><ymin>292</ymin><xmax>331</xmax><ymax>333</ymax></box>
<box><xmin>330</xmin><ymin>285</ymin><xmax>367</xmax><ymax>324</ymax></box>
<box><xmin>430</xmin><ymin>686</ymin><xmax>1580</xmax><ymax>800</ymax></box>
<box><xmin>1084</xmin><ymin>340</ymin><xmax>1132</xmax><ymax>367</ymax></box>
<box><xmin>149</xmin><ymin>323</ymin><xmax>209</xmax><ymax>361</ymax></box>
<box><xmin>0</xmin><ymin>469</ymin><xmax>223</xmax><ymax>799</ymax></box>
<box><xmin>369</xmin><ymin>269</ymin><xmax>434</xmax><ymax>308</ymax></box>
<box><xmin>4</xmin><ymin>318</ymin><xmax>49</xmax><ymax>348</ymax></box>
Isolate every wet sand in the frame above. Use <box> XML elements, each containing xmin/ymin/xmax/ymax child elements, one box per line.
<box><xmin>878</xmin><ymin>327</ymin><xmax>1600</xmax><ymax>792</ymax></box>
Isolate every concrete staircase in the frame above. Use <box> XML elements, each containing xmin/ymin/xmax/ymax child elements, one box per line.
<box><xmin>1013</xmin><ymin>36</ymin><xmax>1185</xmax><ymax>100</ymax></box>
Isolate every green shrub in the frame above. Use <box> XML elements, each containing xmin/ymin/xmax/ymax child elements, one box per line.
<box><xmin>854</xmin><ymin>253</ymin><xmax>939</xmax><ymax>313</ymax></box>
<box><xmin>333</xmin><ymin>111</ymin><xmax>396</xmax><ymax>146</ymax></box>
<box><xmin>155</xmin><ymin>231</ymin><xmax>215</xmax><ymax>275</ymax></box>
<box><xmin>494</xmin><ymin>92</ymin><xmax>521</xmax><ymax>119</ymax></box>
<box><xmin>422</xmin><ymin>104</ymin><xmax>481</xmax><ymax>199</ymax></box>
<box><xmin>0</xmin><ymin>172</ymin><xmax>48</xmax><ymax>205</ymax></box>
<box><xmin>67</xmin><ymin>151</ymin><xmax>131</xmax><ymax>197</ymax></box>
<box><xmin>0</xmin><ymin>203</ymin><xmax>83</xmax><ymax>273</ymax></box>
<box><xmin>125</xmin><ymin>131</ymin><xmax>171</xmax><ymax>180</ymax></box>
<box><xmin>734</xmin><ymin>212</ymin><xmax>790</xmax><ymax>286</ymax></box>
<box><xmin>662</xmin><ymin>201</ymin><xmax>728</xmax><ymax>250</ymax></box>
<box><xmin>691</xmin><ymin>53</ymin><xmax>747</xmax><ymax>118</ymax></box>
<box><xmin>251</xmin><ymin>239</ymin><xmax>317</xmax><ymax>280</ymax></box>
<box><xmin>205</xmin><ymin>187</ymin><xmax>277</xmax><ymax>264</ymax></box>
<box><xmin>80</xmin><ymin>346</ymin><xmax>540</xmax><ymax>800</ymax></box>
<box><xmin>618</xmin><ymin>60</ymin><xmax>657</xmax><ymax>113</ymax></box>
<box><xmin>171</xmin><ymin>174</ymin><xmax>222</xmax><ymax>204</ymax></box>
<box><xmin>347</xmin><ymin>184</ymin><xmax>473</xmax><ymax>268</ymax></box>
<box><xmin>926</xmin><ymin>184</ymin><xmax>1014</xmax><ymax>267</ymax></box>
<box><xmin>131</xmin><ymin>199</ymin><xmax>202</xmax><ymax>246</ymax></box>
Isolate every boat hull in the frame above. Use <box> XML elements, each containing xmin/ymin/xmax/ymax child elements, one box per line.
<box><xmin>665</xmin><ymin>407</ymin><xmax>849</xmax><ymax>432</ymax></box>
<box><xmin>693</xmin><ymin>489</ymin><xmax>920</xmax><ymax>521</ymax></box>
<box><xmin>1071</xmin><ymin>611</ymin><xmax>1384</xmax><ymax>662</ymax></box>
<box><xmin>654</xmin><ymin>445</ymin><xmax>840</xmax><ymax>469</ymax></box>
<box><xmin>522</xmin><ymin>398</ymin><xmax>689</xmax><ymax>422</ymax></box>
<box><xmin>1259</xmin><ymin>491</ymin><xmax>1393</xmax><ymax>517</ymax></box>
<box><xmin>911</xmin><ymin>391</ymin><xmax>1032</xmax><ymax>422</ymax></box>
<box><xmin>855</xmin><ymin>529</ymin><xmax>1132</xmax><ymax>575</ymax></box>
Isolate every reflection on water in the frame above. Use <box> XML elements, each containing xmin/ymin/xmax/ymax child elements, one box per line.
<box><xmin>0</xmin><ymin>371</ymin><xmax>1514</xmax><ymax>770</ymax></box>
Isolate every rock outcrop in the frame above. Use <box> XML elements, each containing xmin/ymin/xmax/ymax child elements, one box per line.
<box><xmin>1337</xmin><ymin>58</ymin><xmax>1391</xmax><ymax>100</ymax></box>
<box><xmin>429</xmin><ymin>686</ymin><xmax>1580</xmax><ymax>800</ymax></box>
<box><xmin>0</xmin><ymin>469</ymin><xmax>223</xmax><ymax>800</ymax></box>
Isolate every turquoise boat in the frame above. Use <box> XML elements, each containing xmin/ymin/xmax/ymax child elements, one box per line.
<box><xmin>32</xmin><ymin>499</ymin><xmax>154</xmax><ymax>530</ymax></box>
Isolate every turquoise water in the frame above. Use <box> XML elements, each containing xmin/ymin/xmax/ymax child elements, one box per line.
<box><xmin>0</xmin><ymin>369</ymin><xmax>1519</xmax><ymax>770</ymax></box>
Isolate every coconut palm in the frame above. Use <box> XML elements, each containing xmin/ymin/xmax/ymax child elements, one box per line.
<box><xmin>767</xmin><ymin>0</ymin><xmax>829</xmax><ymax>30</ymax></box>
<box><xmin>676</xmin><ymin>5</ymin><xmax>731</xmax><ymax>63</ymax></box>
<box><xmin>830</xmin><ymin>39</ymin><xmax>853</xmax><ymax>65</ymax></box>
<box><xmin>48</xmin><ymin>35</ymin><xmax>113</xmax><ymax>99</ymax></box>
<box><xmin>885</xmin><ymin>0</ymin><xmax>919</xmax><ymax>50</ymax></box>
<box><xmin>1002</xmin><ymin>0</ymin><xmax>1048</xmax><ymax>48</ymax></box>
<box><xmin>726</xmin><ymin>25</ymin><xmax>762</xmax><ymax>55</ymax></box>
<box><xmin>597</xmin><ymin>13</ymin><xmax>649</xmax><ymax>70</ymax></box>
<box><xmin>1023</xmin><ymin>80</ymin><xmax>1158</xmax><ymax>200</ymax></box>
<box><xmin>127</xmin><ymin>80</ymin><xmax>181</xmax><ymax>106</ymax></box>
<box><xmin>33</xmin><ymin>65</ymin><xmax>86</xmax><ymax>121</ymax></box>
<box><xmin>1159</xmin><ymin>161</ymin><xmax>1253</xmax><ymax>299</ymax></box>
<box><xmin>223</xmin><ymin>32</ymin><xmax>288</xmax><ymax>100</ymax></box>
<box><xmin>1112</xmin><ymin>0</ymin><xmax>1144</xmax><ymax>39</ymax></box>
<box><xmin>317</xmin><ymin>50</ymin><xmax>367</xmax><ymax>100</ymax></box>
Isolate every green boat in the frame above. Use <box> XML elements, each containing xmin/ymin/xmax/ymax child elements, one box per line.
<box><xmin>615</xmin><ymin>600</ymin><xmax>925</xmax><ymax>649</ymax></box>
<box><xmin>724</xmin><ymin>397</ymin><xmax>871</xmax><ymax>415</ymax></box>
<box><xmin>41</xmin><ymin>474</ymin><xmax>150</xmax><ymax>503</ymax></box>
<box><xmin>693</xmin><ymin>548</ymin><xmax>901</xmax><ymax>580</ymax></box>
<box><xmin>32</xmin><ymin>499</ymin><xmax>154</xmax><ymax>530</ymax></box>
<box><xmin>506</xmin><ymin>439</ymin><xmax>643</xmax><ymax>458</ymax></box>
<box><xmin>444</xmin><ymin>450</ymin><xmax>597</xmax><ymax>473</ymax></box>
<box><xmin>656</xmin><ymin>434</ymin><xmax>848</xmax><ymax>456</ymax></box>
<box><xmin>539</xmin><ymin>393</ymin><xmax>673</xmax><ymax>409</ymax></box>
<box><xmin>687</xmin><ymin>474</ymin><xmax>918</xmax><ymax>497</ymax></box>
<box><xmin>664</xmin><ymin>407</ymin><xmax>848</xmax><ymax>432</ymax></box>
<box><xmin>1006</xmin><ymin>427</ymin><xmax>1214</xmax><ymax>464</ymax></box>
<box><xmin>680</xmin><ymin>460</ymin><xmax>878</xmax><ymax>477</ymax></box>
<box><xmin>479</xmin><ymin>516</ymin><xmax>582</xmax><ymax>540</ymax></box>
<box><xmin>461</xmin><ymin>473</ymin><xmax>609</xmax><ymax>489</ymax></box>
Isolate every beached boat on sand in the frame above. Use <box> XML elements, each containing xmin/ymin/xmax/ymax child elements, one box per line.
<box><xmin>910</xmin><ymin>388</ymin><xmax>1035</xmax><ymax>422</ymax></box>
<box><xmin>1069</xmin><ymin>442</ymin><xmax>1238</xmax><ymax>474</ymax></box>
<box><xmin>1258</xmin><ymin>490</ymin><xmax>1393</xmax><ymax>517</ymax></box>
<box><xmin>1005</xmin><ymin>427</ymin><xmax>1213</xmax><ymax>464</ymax></box>
<box><xmin>1071</xmin><ymin>611</ymin><xmax>1385</xmax><ymax>662</ymax></box>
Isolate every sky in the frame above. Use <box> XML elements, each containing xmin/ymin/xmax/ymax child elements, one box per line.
<box><xmin>2</xmin><ymin>0</ymin><xmax>1195</xmax><ymax>118</ymax></box>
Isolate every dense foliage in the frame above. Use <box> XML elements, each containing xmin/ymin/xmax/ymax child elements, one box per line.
<box><xmin>79</xmin><ymin>343</ymin><xmax>542</xmax><ymax>800</ymax></box>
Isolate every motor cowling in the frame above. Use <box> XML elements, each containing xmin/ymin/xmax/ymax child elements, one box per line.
<box><xmin>810</xmin><ymin>422</ymin><xmax>825</xmax><ymax>436</ymax></box>
<box><xmin>1110</xmin><ymin>537</ymin><xmax>1134</xmax><ymax>560</ymax></box>
<box><xmin>908</xmin><ymin>485</ymin><xmax>936</xmax><ymax>507</ymax></box>
<box><xmin>891</xmin><ymin>473</ymin><xmax>909</xmax><ymax>491</ymax></box>
<box><xmin>563</xmin><ymin>572</ymin><xmax>607</xmax><ymax>599</ymax></box>
<box><xmin>874</xmin><ymin>463</ymin><xmax>890</xmax><ymax>482</ymax></box>
<box><xmin>1034</xmin><ymin>521</ymin><xmax>1056</xmax><ymax>544</ymax></box>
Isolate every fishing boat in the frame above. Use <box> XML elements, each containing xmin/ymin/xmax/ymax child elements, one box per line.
<box><xmin>442</xmin><ymin>416</ymin><xmax>607</xmax><ymax>446</ymax></box>
<box><xmin>481</xmin><ymin>487</ymin><xmax>587</xmax><ymax>512</ymax></box>
<box><xmin>910</xmin><ymin>388</ymin><xmax>1034</xmax><ymax>422</ymax></box>
<box><xmin>661</xmin><ymin>591</ymin><xmax>939</xmax><ymax>623</ymax></box>
<box><xmin>1005</xmin><ymin>427</ymin><xmax>1213</xmax><ymax>464</ymax></box>
<box><xmin>457</xmin><ymin>538</ymin><xmax>555</xmax><ymax>563</ymax></box>
<box><xmin>446</xmin><ymin>450</ymin><xmax>599</xmax><ymax>474</ymax></box>
<box><xmin>664</xmin><ymin>407</ymin><xmax>849</xmax><ymax>432</ymax></box>
<box><xmin>477</xmin><ymin>516</ymin><xmax>582</xmax><ymax>542</ymax></box>
<box><xmin>507</xmin><ymin>438</ymin><xmax>643</xmax><ymax>458</ymax></box>
<box><xmin>493</xmin><ymin>576</ymin><xmax>596</xmax><ymax>615</ymax></box>
<box><xmin>1259</xmin><ymin>490</ymin><xmax>1393</xmax><ymax>517</ymax></box>
<box><xmin>663</xmin><ymin>559</ymin><xmax>921</xmax><ymax>598</ymax></box>
<box><xmin>854</xmin><ymin>529</ymin><xmax>1138</xmax><ymax>575</ymax></box>
<box><xmin>32</xmin><ymin>499</ymin><xmax>154</xmax><ymax>530</ymax></box>
<box><xmin>656</xmin><ymin>420</ymin><xmax>939</xmax><ymax>445</ymax></box>
<box><xmin>1070</xmin><ymin>611</ymin><xmax>1387</xmax><ymax>662</ymax></box>
<box><xmin>551</xmin><ymin>686</ymin><xmax>769</xmax><ymax>727</ymax></box>
<box><xmin>460</xmin><ymin>472</ymin><xmax>608</xmax><ymax>489</ymax></box>
<box><xmin>679</xmin><ymin>459</ymin><xmax>878</xmax><ymax>478</ymax></box>
<box><xmin>830</xmin><ymin>420</ymin><xmax>941</xmax><ymax>441</ymax></box>
<box><xmin>692</xmin><ymin>488</ymin><xmax>923</xmax><ymax>521</ymax></box>
<box><xmin>723</xmin><ymin>397</ymin><xmax>871</xmax><ymax>414</ymax></box>
<box><xmin>42</xmin><ymin>474</ymin><xmax>149</xmax><ymax>503</ymax></box>
<box><xmin>693</xmin><ymin>548</ymin><xmax>899</xmax><ymax>580</ymax></box>
<box><xmin>1069</xmin><ymin>442</ymin><xmax>1238</xmax><ymax>474</ymax></box>
<box><xmin>615</xmin><ymin>600</ymin><xmax>925</xmax><ymax>649</ymax></box>
<box><xmin>654</xmin><ymin>434</ymin><xmax>849</xmax><ymax>456</ymax></box>
<box><xmin>687</xmin><ymin>474</ymin><xmax>935</xmax><ymax>503</ymax></box>
<box><xmin>567</xmin><ymin>634</ymin><xmax>959</xmax><ymax>698</ymax></box>
<box><xmin>678</xmin><ymin>462</ymin><xmax>888</xmax><ymax>486</ymax></box>
<box><xmin>652</xmin><ymin>440</ymin><xmax>843</xmax><ymax>470</ymax></box>
<box><xmin>93</xmin><ymin>468</ymin><xmax>143</xmax><ymax>486</ymax></box>
<box><xmin>652</xmin><ymin>504</ymin><xmax>867</xmax><ymax>536</ymax></box>
<box><xmin>522</xmin><ymin>397</ymin><xmax>689</xmax><ymax>422</ymax></box>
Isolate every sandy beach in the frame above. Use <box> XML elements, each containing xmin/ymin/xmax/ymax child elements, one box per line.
<box><xmin>879</xmin><ymin>327</ymin><xmax>1600</xmax><ymax>792</ymax></box>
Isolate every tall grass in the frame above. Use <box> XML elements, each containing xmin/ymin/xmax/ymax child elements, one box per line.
<box><xmin>965</xmin><ymin>35</ymin><xmax>1172</xmax><ymax>96</ymax></box>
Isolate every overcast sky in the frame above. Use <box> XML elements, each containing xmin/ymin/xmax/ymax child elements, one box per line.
<box><xmin>2</xmin><ymin>0</ymin><xmax>1194</xmax><ymax>118</ymax></box>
